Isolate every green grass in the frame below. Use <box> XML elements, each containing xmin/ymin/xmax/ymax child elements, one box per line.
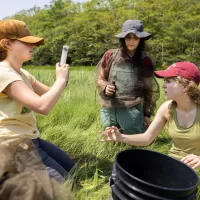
<box><xmin>24</xmin><ymin>66</ymin><xmax>199</xmax><ymax>200</ymax></box>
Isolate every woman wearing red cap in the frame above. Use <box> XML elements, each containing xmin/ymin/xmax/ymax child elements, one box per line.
<box><xmin>101</xmin><ymin>61</ymin><xmax>200</xmax><ymax>169</ymax></box>
<box><xmin>0</xmin><ymin>19</ymin><xmax>74</xmax><ymax>181</ymax></box>
<box><xmin>96</xmin><ymin>19</ymin><xmax>159</xmax><ymax>135</ymax></box>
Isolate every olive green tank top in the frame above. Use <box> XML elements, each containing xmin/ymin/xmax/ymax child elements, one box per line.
<box><xmin>168</xmin><ymin>105</ymin><xmax>200</xmax><ymax>160</ymax></box>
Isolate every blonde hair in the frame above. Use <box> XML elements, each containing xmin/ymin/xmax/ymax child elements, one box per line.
<box><xmin>175</xmin><ymin>76</ymin><xmax>200</xmax><ymax>105</ymax></box>
<box><xmin>166</xmin><ymin>76</ymin><xmax>200</xmax><ymax>119</ymax></box>
<box><xmin>0</xmin><ymin>39</ymin><xmax>8</xmax><ymax>61</ymax></box>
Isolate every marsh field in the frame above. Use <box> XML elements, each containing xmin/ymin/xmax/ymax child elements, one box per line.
<box><xmin>25</xmin><ymin>66</ymin><xmax>199</xmax><ymax>200</ymax></box>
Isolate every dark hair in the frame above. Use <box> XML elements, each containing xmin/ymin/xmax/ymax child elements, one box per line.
<box><xmin>119</xmin><ymin>38</ymin><xmax>146</xmax><ymax>65</ymax></box>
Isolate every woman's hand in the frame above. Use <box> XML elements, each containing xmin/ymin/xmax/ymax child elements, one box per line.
<box><xmin>144</xmin><ymin>116</ymin><xmax>151</xmax><ymax>128</ymax></box>
<box><xmin>100</xmin><ymin>126</ymin><xmax>123</xmax><ymax>142</ymax></box>
<box><xmin>56</xmin><ymin>63</ymin><xmax>70</xmax><ymax>85</ymax></box>
<box><xmin>181</xmin><ymin>154</ymin><xmax>200</xmax><ymax>169</ymax></box>
<box><xmin>105</xmin><ymin>84</ymin><xmax>115</xmax><ymax>96</ymax></box>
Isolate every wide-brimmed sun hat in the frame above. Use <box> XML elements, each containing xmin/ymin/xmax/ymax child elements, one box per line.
<box><xmin>0</xmin><ymin>19</ymin><xmax>44</xmax><ymax>46</ymax></box>
<box><xmin>115</xmin><ymin>20</ymin><xmax>151</xmax><ymax>40</ymax></box>
<box><xmin>154</xmin><ymin>61</ymin><xmax>200</xmax><ymax>85</ymax></box>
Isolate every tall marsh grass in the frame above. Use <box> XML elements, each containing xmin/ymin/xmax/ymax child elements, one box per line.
<box><xmin>25</xmin><ymin>66</ymin><xmax>199</xmax><ymax>200</ymax></box>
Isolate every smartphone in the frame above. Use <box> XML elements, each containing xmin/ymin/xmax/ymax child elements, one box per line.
<box><xmin>60</xmin><ymin>45</ymin><xmax>69</xmax><ymax>65</ymax></box>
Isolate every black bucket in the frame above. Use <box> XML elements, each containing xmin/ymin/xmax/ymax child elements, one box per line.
<box><xmin>110</xmin><ymin>149</ymin><xmax>199</xmax><ymax>200</ymax></box>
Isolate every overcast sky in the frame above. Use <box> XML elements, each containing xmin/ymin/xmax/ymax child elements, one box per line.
<box><xmin>0</xmin><ymin>0</ymin><xmax>85</xmax><ymax>20</ymax></box>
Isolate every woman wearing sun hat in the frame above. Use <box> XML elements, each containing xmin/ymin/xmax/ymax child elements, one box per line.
<box><xmin>100</xmin><ymin>61</ymin><xmax>200</xmax><ymax>169</ymax></box>
<box><xmin>0</xmin><ymin>19</ymin><xmax>74</xmax><ymax>181</ymax></box>
<box><xmin>96</xmin><ymin>19</ymin><xmax>159</xmax><ymax>134</ymax></box>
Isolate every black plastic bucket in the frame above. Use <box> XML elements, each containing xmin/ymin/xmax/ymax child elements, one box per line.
<box><xmin>110</xmin><ymin>149</ymin><xmax>199</xmax><ymax>200</ymax></box>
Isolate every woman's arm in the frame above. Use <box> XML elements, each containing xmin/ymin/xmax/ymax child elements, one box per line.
<box><xmin>4</xmin><ymin>63</ymin><xmax>69</xmax><ymax>115</ymax></box>
<box><xmin>96</xmin><ymin>50</ymin><xmax>114</xmax><ymax>93</ymax></box>
<box><xmin>143</xmin><ymin>77</ymin><xmax>153</xmax><ymax>117</ymax></box>
<box><xmin>143</xmin><ymin>77</ymin><xmax>153</xmax><ymax>127</ymax></box>
<box><xmin>141</xmin><ymin>56</ymin><xmax>159</xmax><ymax>118</ymax></box>
<box><xmin>32</xmin><ymin>80</ymin><xmax>50</xmax><ymax>95</ymax></box>
<box><xmin>100</xmin><ymin>101</ymin><xmax>171</xmax><ymax>146</ymax></box>
<box><xmin>97</xmin><ymin>67</ymin><xmax>109</xmax><ymax>93</ymax></box>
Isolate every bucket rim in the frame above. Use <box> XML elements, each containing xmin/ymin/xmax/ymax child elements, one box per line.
<box><xmin>115</xmin><ymin>148</ymin><xmax>199</xmax><ymax>192</ymax></box>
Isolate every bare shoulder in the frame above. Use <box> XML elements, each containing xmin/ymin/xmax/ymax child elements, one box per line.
<box><xmin>159</xmin><ymin>100</ymin><xmax>173</xmax><ymax>109</ymax></box>
<box><xmin>156</xmin><ymin>100</ymin><xmax>173</xmax><ymax>120</ymax></box>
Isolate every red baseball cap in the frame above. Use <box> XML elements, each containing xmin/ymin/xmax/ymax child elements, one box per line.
<box><xmin>154</xmin><ymin>61</ymin><xmax>200</xmax><ymax>85</ymax></box>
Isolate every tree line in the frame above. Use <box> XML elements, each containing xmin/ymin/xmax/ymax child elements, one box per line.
<box><xmin>8</xmin><ymin>0</ymin><xmax>200</xmax><ymax>68</ymax></box>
